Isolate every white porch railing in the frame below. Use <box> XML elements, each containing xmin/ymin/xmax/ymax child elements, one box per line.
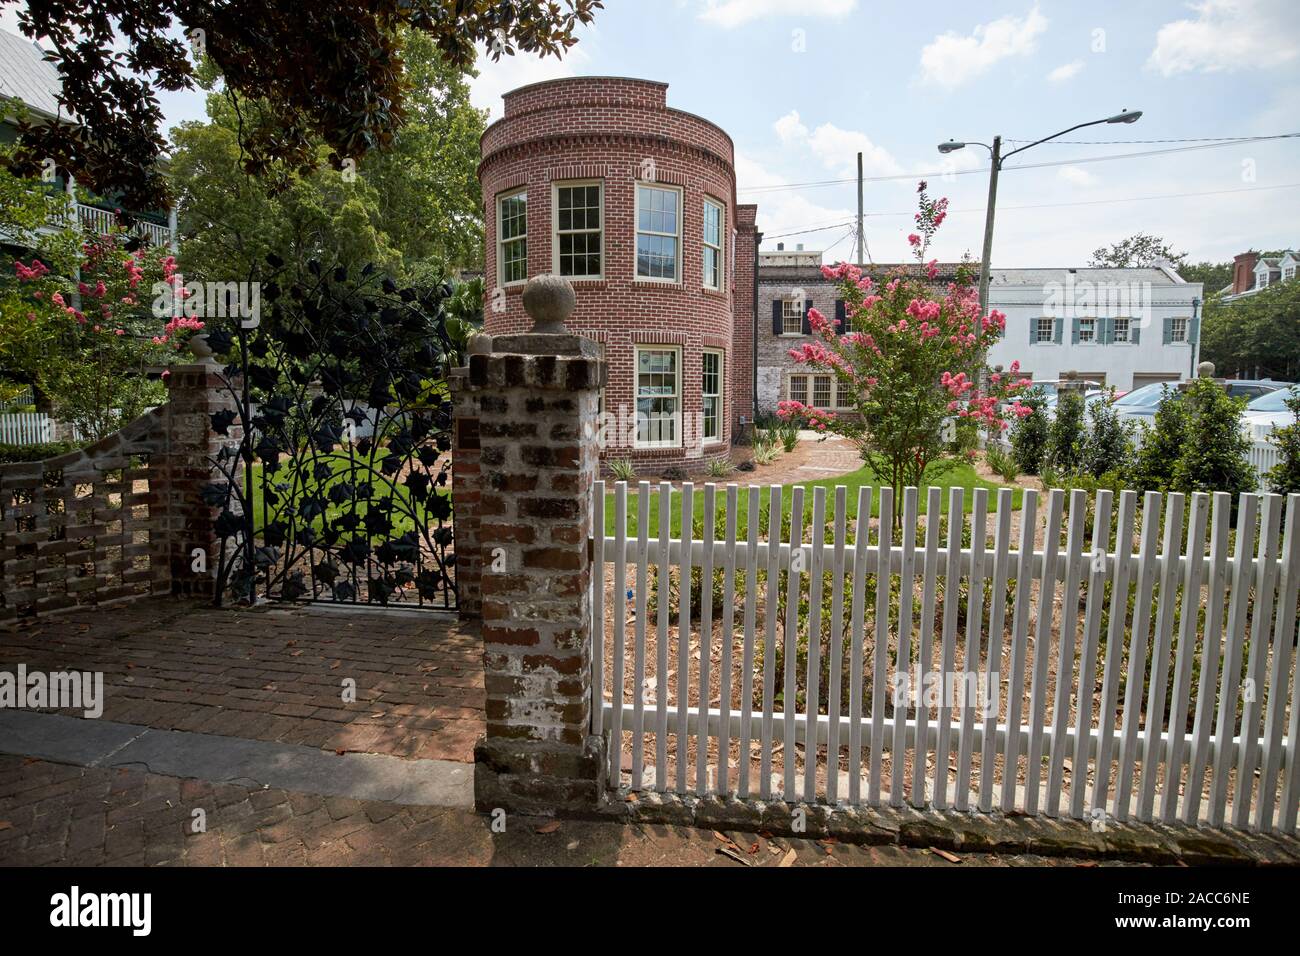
<box><xmin>592</xmin><ymin>480</ymin><xmax>1300</xmax><ymax>834</ymax></box>
<box><xmin>76</xmin><ymin>203</ymin><xmax>172</xmax><ymax>247</ymax></box>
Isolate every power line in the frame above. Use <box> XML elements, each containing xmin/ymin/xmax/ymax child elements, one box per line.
<box><xmin>763</xmin><ymin>219</ymin><xmax>853</xmax><ymax>240</ymax></box>
<box><xmin>737</xmin><ymin>132</ymin><xmax>1300</xmax><ymax>196</ymax></box>
<box><xmin>1004</xmin><ymin>134</ymin><xmax>1274</xmax><ymax>146</ymax></box>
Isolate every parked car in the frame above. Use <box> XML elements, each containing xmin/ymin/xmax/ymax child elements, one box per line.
<box><xmin>1039</xmin><ymin>388</ymin><xmax>1109</xmax><ymax>422</ymax></box>
<box><xmin>1116</xmin><ymin>378</ymin><xmax>1289</xmax><ymax>431</ymax></box>
<box><xmin>1242</xmin><ymin>385</ymin><xmax>1300</xmax><ymax>441</ymax></box>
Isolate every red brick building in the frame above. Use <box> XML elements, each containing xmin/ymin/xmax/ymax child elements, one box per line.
<box><xmin>479</xmin><ymin>77</ymin><xmax>760</xmax><ymax>474</ymax></box>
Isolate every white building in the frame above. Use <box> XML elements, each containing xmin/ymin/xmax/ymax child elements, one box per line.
<box><xmin>985</xmin><ymin>265</ymin><xmax>1203</xmax><ymax>392</ymax></box>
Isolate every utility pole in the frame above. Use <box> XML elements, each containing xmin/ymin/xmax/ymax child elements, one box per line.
<box><xmin>977</xmin><ymin>135</ymin><xmax>1000</xmax><ymax>318</ymax></box>
<box><xmin>856</xmin><ymin>151</ymin><xmax>864</xmax><ymax>267</ymax></box>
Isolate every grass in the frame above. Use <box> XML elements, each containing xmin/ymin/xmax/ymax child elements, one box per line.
<box><xmin>600</xmin><ymin>460</ymin><xmax>1023</xmax><ymax>537</ymax></box>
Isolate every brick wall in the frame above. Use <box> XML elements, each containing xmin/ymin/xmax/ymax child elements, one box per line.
<box><xmin>480</xmin><ymin>77</ymin><xmax>741</xmax><ymax>475</ymax></box>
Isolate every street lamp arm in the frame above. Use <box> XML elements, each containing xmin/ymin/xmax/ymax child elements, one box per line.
<box><xmin>1000</xmin><ymin>113</ymin><xmax>1139</xmax><ymax>165</ymax></box>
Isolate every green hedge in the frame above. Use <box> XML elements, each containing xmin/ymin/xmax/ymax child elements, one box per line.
<box><xmin>0</xmin><ymin>441</ymin><xmax>78</xmax><ymax>464</ymax></box>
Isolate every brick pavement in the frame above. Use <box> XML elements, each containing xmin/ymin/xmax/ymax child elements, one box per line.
<box><xmin>0</xmin><ymin>598</ymin><xmax>483</xmax><ymax>762</ymax></box>
<box><xmin>0</xmin><ymin>755</ymin><xmax>1127</xmax><ymax>867</ymax></box>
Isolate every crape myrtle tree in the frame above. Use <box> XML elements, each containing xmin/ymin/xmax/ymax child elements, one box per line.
<box><xmin>777</xmin><ymin>182</ymin><xmax>1032</xmax><ymax>507</ymax></box>
<box><xmin>3</xmin><ymin>0</ymin><xmax>603</xmax><ymax>209</ymax></box>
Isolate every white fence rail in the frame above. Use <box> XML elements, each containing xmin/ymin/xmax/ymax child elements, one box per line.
<box><xmin>0</xmin><ymin>412</ymin><xmax>55</xmax><ymax>445</ymax></box>
<box><xmin>592</xmin><ymin>480</ymin><xmax>1300</xmax><ymax>834</ymax></box>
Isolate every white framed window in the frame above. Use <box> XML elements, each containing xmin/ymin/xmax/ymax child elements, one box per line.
<box><xmin>553</xmin><ymin>181</ymin><xmax>602</xmax><ymax>278</ymax></box>
<box><xmin>1113</xmin><ymin>317</ymin><xmax>1130</xmax><ymax>343</ymax></box>
<box><xmin>1258</xmin><ymin>271</ymin><xmax>1271</xmax><ymax>289</ymax></box>
<box><xmin>1285</xmin><ymin>267</ymin><xmax>1296</xmax><ymax>281</ymax></box>
<box><xmin>1079</xmin><ymin>318</ymin><xmax>1096</xmax><ymax>343</ymax></box>
<box><xmin>1036</xmin><ymin>317</ymin><xmax>1054</xmax><ymax>343</ymax></box>
<box><xmin>788</xmin><ymin>373</ymin><xmax>836</xmax><ymax>410</ymax></box>
<box><xmin>635</xmin><ymin>346</ymin><xmax>680</xmax><ymax>447</ymax></box>
<box><xmin>702</xmin><ymin>198</ymin><xmax>724</xmax><ymax>290</ymax></box>
<box><xmin>635</xmin><ymin>184</ymin><xmax>681</xmax><ymax>281</ymax></box>
<box><xmin>1170</xmin><ymin>317</ymin><xmax>1188</xmax><ymax>343</ymax></box>
<box><xmin>497</xmin><ymin>190</ymin><xmax>527</xmax><ymax>286</ymax></box>
<box><xmin>782</xmin><ymin>299</ymin><xmax>804</xmax><ymax>335</ymax></box>
<box><xmin>702</xmin><ymin>350</ymin><xmax>723</xmax><ymax>443</ymax></box>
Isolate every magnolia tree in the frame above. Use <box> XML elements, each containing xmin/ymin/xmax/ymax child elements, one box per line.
<box><xmin>9</xmin><ymin>229</ymin><xmax>198</xmax><ymax>440</ymax></box>
<box><xmin>777</xmin><ymin>182</ymin><xmax>1031</xmax><ymax>504</ymax></box>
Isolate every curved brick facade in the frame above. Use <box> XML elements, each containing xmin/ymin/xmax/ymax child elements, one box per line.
<box><xmin>480</xmin><ymin>77</ymin><xmax>759</xmax><ymax>474</ymax></box>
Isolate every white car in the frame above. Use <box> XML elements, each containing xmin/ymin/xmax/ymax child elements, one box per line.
<box><xmin>1242</xmin><ymin>386</ymin><xmax>1300</xmax><ymax>441</ymax></box>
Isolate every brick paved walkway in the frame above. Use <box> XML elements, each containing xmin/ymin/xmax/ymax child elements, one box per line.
<box><xmin>0</xmin><ymin>756</ymin><xmax>1126</xmax><ymax>867</ymax></box>
<box><xmin>0</xmin><ymin>598</ymin><xmax>483</xmax><ymax>762</ymax></box>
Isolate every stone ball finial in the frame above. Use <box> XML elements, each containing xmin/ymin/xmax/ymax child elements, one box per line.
<box><xmin>1198</xmin><ymin>360</ymin><xmax>1216</xmax><ymax>378</ymax></box>
<box><xmin>522</xmin><ymin>274</ymin><xmax>576</xmax><ymax>334</ymax></box>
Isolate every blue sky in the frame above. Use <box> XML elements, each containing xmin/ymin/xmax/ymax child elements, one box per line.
<box><xmin>6</xmin><ymin>0</ymin><xmax>1297</xmax><ymax>268</ymax></box>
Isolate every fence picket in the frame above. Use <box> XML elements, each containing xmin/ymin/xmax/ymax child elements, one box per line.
<box><xmin>1116</xmin><ymin>491</ymin><xmax>1163</xmax><ymax>822</ymax></box>
<box><xmin>592</xmin><ymin>481</ymin><xmax>605</xmax><ymax>740</ymax></box>
<box><xmin>696</xmin><ymin>484</ymin><xmax>716</xmax><ymax>794</ymax></box>
<box><xmin>1183</xmin><ymin>492</ymin><xmax>1232</xmax><ymax>825</ymax></box>
<box><xmin>1047</xmin><ymin>489</ymin><xmax>1087</xmax><ymax>817</ymax></box>
<box><xmin>895</xmin><ymin>487</ymin><xmax>919</xmax><ymax>809</ymax></box>
<box><xmin>934</xmin><ymin>487</ymin><xmax>964</xmax><ymax>810</ymax></box>
<box><xmin>1070</xmin><ymin>489</ymin><xmax>1112</xmax><ymax>820</ymax></box>
<box><xmin>1234</xmin><ymin>494</ymin><xmax>1283</xmax><ymax>828</ymax></box>
<box><xmin>804</xmin><ymin>487</ymin><xmax>827</xmax><ymax>802</ymax></box>
<box><xmin>955</xmin><ymin>488</ymin><xmax>986</xmax><ymax>811</ymax></box>
<box><xmin>676</xmin><ymin>483</ymin><xmax>694</xmax><ymax>795</ymax></box>
<box><xmin>609</xmin><ymin>482</ymin><xmax>628</xmax><ymax>786</ymax></box>
<box><xmin>825</xmin><ymin>486</ymin><xmax>848</xmax><ymax>804</ymax></box>
<box><xmin>1002</xmin><ymin>489</ymin><xmax>1039</xmax><ymax>814</ymax></box>
<box><xmin>912</xmin><ymin>487</ymin><xmax>941</xmax><ymax>808</ymax></box>
<box><xmin>1093</xmin><ymin>491</ymin><xmax>1135</xmax><ymax>821</ymax></box>
<box><xmin>738</xmin><ymin>485</ymin><xmax>761</xmax><ymax>799</ymax></box>
<box><xmin>1161</xmin><ymin>492</ymin><xmax>1209</xmax><ymax>824</ymax></box>
<box><xmin>719</xmin><ymin>484</ymin><xmax>739</xmax><ymax>797</ymax></box>
<box><xmin>1257</xmin><ymin>494</ymin><xmax>1300</xmax><ymax>831</ymax></box>
<box><xmin>870</xmin><ymin>486</ymin><xmax>893</xmax><ymax>806</ymax></box>
<box><xmin>980</xmin><ymin>489</ymin><xmax>1013</xmax><ymax>813</ymax></box>
<box><xmin>1025</xmin><ymin>489</ymin><xmax>1064</xmax><ymax>815</ymax></box>
<box><xmin>760</xmin><ymin>485</ymin><xmax>781</xmax><ymax>800</ymax></box>
<box><xmin>631</xmin><ymin>482</ymin><xmax>650</xmax><ymax>791</ymax></box>
<box><xmin>849</xmin><ymin>487</ymin><xmax>872</xmax><ymax>805</ymax></box>
<box><xmin>782</xmin><ymin>487</ymin><xmax>805</xmax><ymax>802</ymax></box>
<box><xmin>1210</xmin><ymin>494</ymin><xmax>1259</xmax><ymax>827</ymax></box>
<box><xmin>655</xmin><ymin>482</ymin><xmax>672</xmax><ymax>792</ymax></box>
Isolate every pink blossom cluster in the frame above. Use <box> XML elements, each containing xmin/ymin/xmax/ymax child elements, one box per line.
<box><xmin>13</xmin><ymin>259</ymin><xmax>49</xmax><ymax>281</ymax></box>
<box><xmin>776</xmin><ymin>400</ymin><xmax>836</xmax><ymax>432</ymax></box>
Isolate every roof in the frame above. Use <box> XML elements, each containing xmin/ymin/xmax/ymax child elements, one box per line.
<box><xmin>0</xmin><ymin>28</ymin><xmax>66</xmax><ymax>120</ymax></box>
<box><xmin>758</xmin><ymin>261</ymin><xmax>971</xmax><ymax>284</ymax></box>
<box><xmin>988</xmin><ymin>267</ymin><xmax>1183</xmax><ymax>285</ymax></box>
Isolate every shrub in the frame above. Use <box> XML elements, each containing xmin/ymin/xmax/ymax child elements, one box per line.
<box><xmin>1047</xmin><ymin>389</ymin><xmax>1086</xmax><ymax>472</ymax></box>
<box><xmin>777</xmin><ymin>421</ymin><xmax>800</xmax><ymax>453</ymax></box>
<box><xmin>0</xmin><ymin>441</ymin><xmax>78</xmax><ymax>463</ymax></box>
<box><xmin>985</xmin><ymin>444</ymin><xmax>1019</xmax><ymax>482</ymax></box>
<box><xmin>1170</xmin><ymin>377</ymin><xmax>1256</xmax><ymax>497</ymax></box>
<box><xmin>1127</xmin><ymin>385</ymin><xmax>1187</xmax><ymax>492</ymax></box>
<box><xmin>1268</xmin><ymin>392</ymin><xmax>1300</xmax><ymax>493</ymax></box>
<box><xmin>706</xmin><ymin>457</ymin><xmax>734</xmax><ymax>479</ymax></box>
<box><xmin>1010</xmin><ymin>387</ymin><xmax>1050</xmax><ymax>475</ymax></box>
<box><xmin>1083</xmin><ymin>391</ymin><xmax>1135</xmax><ymax>478</ymax></box>
<box><xmin>607</xmin><ymin>458</ymin><xmax>636</xmax><ymax>482</ymax></box>
<box><xmin>752</xmin><ymin>442</ymin><xmax>779</xmax><ymax>466</ymax></box>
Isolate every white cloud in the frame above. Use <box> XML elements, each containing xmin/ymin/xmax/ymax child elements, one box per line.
<box><xmin>697</xmin><ymin>0</ymin><xmax>857</xmax><ymax>29</ymax></box>
<box><xmin>1148</xmin><ymin>0</ymin><xmax>1298</xmax><ymax>76</ymax></box>
<box><xmin>1057</xmin><ymin>165</ymin><xmax>1097</xmax><ymax>187</ymax></box>
<box><xmin>771</xmin><ymin>110</ymin><xmax>902</xmax><ymax>178</ymax></box>
<box><xmin>736</xmin><ymin>153</ymin><xmax>856</xmax><ymax>256</ymax></box>
<box><xmin>468</xmin><ymin>41</ymin><xmax>592</xmax><ymax>121</ymax></box>
<box><xmin>1047</xmin><ymin>60</ymin><xmax>1083</xmax><ymax>83</ymax></box>
<box><xmin>919</xmin><ymin>5</ymin><xmax>1048</xmax><ymax>89</ymax></box>
<box><xmin>0</xmin><ymin>6</ymin><xmax>22</xmax><ymax>34</ymax></box>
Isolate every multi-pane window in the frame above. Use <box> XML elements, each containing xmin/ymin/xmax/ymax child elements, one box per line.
<box><xmin>789</xmin><ymin>375</ymin><xmax>808</xmax><ymax>406</ymax></box>
<box><xmin>554</xmin><ymin>183</ymin><xmax>602</xmax><ymax>278</ymax></box>
<box><xmin>1079</xmin><ymin>318</ymin><xmax>1096</xmax><ymax>343</ymax></box>
<box><xmin>636</xmin><ymin>185</ymin><xmax>680</xmax><ymax>280</ymax></box>
<box><xmin>1036</xmin><ymin>317</ymin><xmax>1054</xmax><ymax>343</ymax></box>
<box><xmin>702</xmin><ymin>350</ymin><xmax>722</xmax><ymax>443</ymax></box>
<box><xmin>782</xmin><ymin>300</ymin><xmax>804</xmax><ymax>335</ymax></box>
<box><xmin>636</xmin><ymin>347</ymin><xmax>680</xmax><ymax>447</ymax></box>
<box><xmin>1170</xmin><ymin>317</ymin><xmax>1188</xmax><ymax>343</ymax></box>
<box><xmin>1113</xmin><ymin>318</ymin><xmax>1130</xmax><ymax>343</ymax></box>
<box><xmin>789</xmin><ymin>374</ymin><xmax>836</xmax><ymax>410</ymax></box>
<box><xmin>812</xmin><ymin>375</ymin><xmax>833</xmax><ymax>409</ymax></box>
<box><xmin>498</xmin><ymin>191</ymin><xmax>527</xmax><ymax>285</ymax></box>
<box><xmin>702</xmin><ymin>199</ymin><xmax>724</xmax><ymax>290</ymax></box>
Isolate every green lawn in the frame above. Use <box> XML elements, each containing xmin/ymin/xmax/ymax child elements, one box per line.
<box><xmin>600</xmin><ymin>461</ymin><xmax>1023</xmax><ymax>537</ymax></box>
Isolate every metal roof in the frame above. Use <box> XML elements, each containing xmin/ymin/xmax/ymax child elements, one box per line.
<box><xmin>0</xmin><ymin>28</ymin><xmax>67</xmax><ymax>120</ymax></box>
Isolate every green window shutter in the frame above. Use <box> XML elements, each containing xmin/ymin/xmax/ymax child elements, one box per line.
<box><xmin>1131</xmin><ymin>321</ymin><xmax>1141</xmax><ymax>345</ymax></box>
<box><xmin>1189</xmin><ymin>316</ymin><xmax>1201</xmax><ymax>344</ymax></box>
<box><xmin>1163</xmin><ymin>317</ymin><xmax>1173</xmax><ymax>344</ymax></box>
<box><xmin>1029</xmin><ymin>320</ymin><xmax>1037</xmax><ymax>344</ymax></box>
<box><xmin>1102</xmin><ymin>317</ymin><xmax>1113</xmax><ymax>344</ymax></box>
<box><xmin>1053</xmin><ymin>317</ymin><xmax>1063</xmax><ymax>344</ymax></box>
<box><xmin>1071</xmin><ymin>317</ymin><xmax>1080</xmax><ymax>344</ymax></box>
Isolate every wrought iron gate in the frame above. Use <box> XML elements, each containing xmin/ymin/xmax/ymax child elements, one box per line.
<box><xmin>203</xmin><ymin>258</ymin><xmax>459</xmax><ymax>610</ymax></box>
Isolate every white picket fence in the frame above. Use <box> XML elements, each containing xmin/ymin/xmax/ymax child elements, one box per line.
<box><xmin>592</xmin><ymin>480</ymin><xmax>1300</xmax><ymax>834</ymax></box>
<box><xmin>0</xmin><ymin>412</ymin><xmax>55</xmax><ymax>445</ymax></box>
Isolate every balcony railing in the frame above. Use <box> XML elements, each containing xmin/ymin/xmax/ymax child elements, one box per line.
<box><xmin>76</xmin><ymin>203</ymin><xmax>173</xmax><ymax>248</ymax></box>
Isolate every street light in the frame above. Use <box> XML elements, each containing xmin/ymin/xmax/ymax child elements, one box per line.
<box><xmin>938</xmin><ymin>110</ymin><xmax>1142</xmax><ymax>316</ymax></box>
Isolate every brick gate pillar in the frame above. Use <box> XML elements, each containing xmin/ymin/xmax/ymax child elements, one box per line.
<box><xmin>464</xmin><ymin>276</ymin><xmax>608</xmax><ymax>816</ymax></box>
<box><xmin>159</xmin><ymin>360</ymin><xmax>241</xmax><ymax>598</ymax></box>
